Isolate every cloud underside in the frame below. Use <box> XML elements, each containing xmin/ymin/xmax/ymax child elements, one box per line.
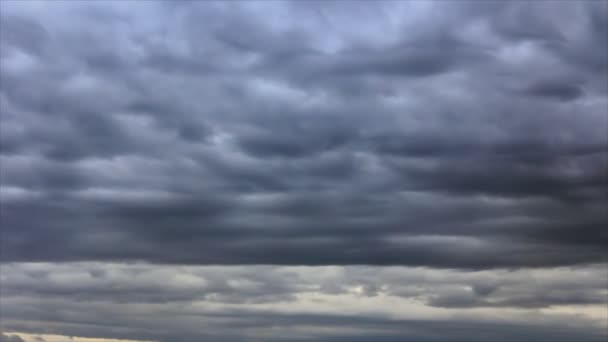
<box><xmin>1</xmin><ymin>0</ymin><xmax>607</xmax><ymax>268</ymax></box>
<box><xmin>0</xmin><ymin>1</ymin><xmax>607</xmax><ymax>341</ymax></box>
<box><xmin>1</xmin><ymin>263</ymin><xmax>607</xmax><ymax>342</ymax></box>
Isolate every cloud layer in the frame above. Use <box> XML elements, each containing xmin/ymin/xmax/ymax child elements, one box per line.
<box><xmin>1</xmin><ymin>263</ymin><xmax>607</xmax><ymax>342</ymax></box>
<box><xmin>1</xmin><ymin>0</ymin><xmax>606</xmax><ymax>269</ymax></box>
<box><xmin>0</xmin><ymin>0</ymin><xmax>606</xmax><ymax>341</ymax></box>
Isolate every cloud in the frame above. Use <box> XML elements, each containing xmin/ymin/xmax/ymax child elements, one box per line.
<box><xmin>2</xmin><ymin>263</ymin><xmax>607</xmax><ymax>309</ymax></box>
<box><xmin>1</xmin><ymin>263</ymin><xmax>607</xmax><ymax>342</ymax></box>
<box><xmin>0</xmin><ymin>334</ymin><xmax>25</xmax><ymax>342</ymax></box>
<box><xmin>521</xmin><ymin>79</ymin><xmax>584</xmax><ymax>101</ymax></box>
<box><xmin>0</xmin><ymin>0</ymin><xmax>606</xmax><ymax>270</ymax></box>
<box><xmin>0</xmin><ymin>1</ymin><xmax>606</xmax><ymax>340</ymax></box>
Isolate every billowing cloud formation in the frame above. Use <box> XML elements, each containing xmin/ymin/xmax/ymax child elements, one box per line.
<box><xmin>0</xmin><ymin>0</ymin><xmax>607</xmax><ymax>341</ymax></box>
<box><xmin>1</xmin><ymin>0</ymin><xmax>607</xmax><ymax>268</ymax></box>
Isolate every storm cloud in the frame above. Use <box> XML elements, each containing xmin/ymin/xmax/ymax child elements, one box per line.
<box><xmin>0</xmin><ymin>0</ymin><xmax>606</xmax><ymax>341</ymax></box>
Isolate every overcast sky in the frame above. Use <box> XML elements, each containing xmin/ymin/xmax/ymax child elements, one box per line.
<box><xmin>0</xmin><ymin>0</ymin><xmax>606</xmax><ymax>341</ymax></box>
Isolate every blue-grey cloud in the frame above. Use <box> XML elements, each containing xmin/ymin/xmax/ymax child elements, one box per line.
<box><xmin>0</xmin><ymin>1</ymin><xmax>606</xmax><ymax>341</ymax></box>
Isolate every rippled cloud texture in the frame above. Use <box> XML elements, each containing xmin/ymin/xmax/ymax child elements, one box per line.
<box><xmin>0</xmin><ymin>1</ymin><xmax>606</xmax><ymax>341</ymax></box>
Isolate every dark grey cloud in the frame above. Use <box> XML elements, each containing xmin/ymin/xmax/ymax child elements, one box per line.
<box><xmin>0</xmin><ymin>1</ymin><xmax>606</xmax><ymax>341</ymax></box>
<box><xmin>0</xmin><ymin>0</ymin><xmax>606</xmax><ymax>269</ymax></box>
<box><xmin>0</xmin><ymin>307</ymin><xmax>605</xmax><ymax>342</ymax></box>
<box><xmin>521</xmin><ymin>79</ymin><xmax>584</xmax><ymax>101</ymax></box>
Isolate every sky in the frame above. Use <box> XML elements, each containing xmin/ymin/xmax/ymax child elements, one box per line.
<box><xmin>0</xmin><ymin>0</ymin><xmax>606</xmax><ymax>341</ymax></box>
